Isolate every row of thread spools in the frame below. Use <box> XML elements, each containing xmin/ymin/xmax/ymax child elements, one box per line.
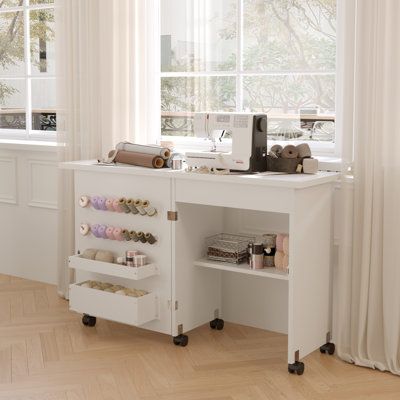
<box><xmin>79</xmin><ymin>223</ymin><xmax>157</xmax><ymax>245</ymax></box>
<box><xmin>79</xmin><ymin>195</ymin><xmax>157</xmax><ymax>217</ymax></box>
<box><xmin>248</xmin><ymin>233</ymin><xmax>289</xmax><ymax>272</ymax></box>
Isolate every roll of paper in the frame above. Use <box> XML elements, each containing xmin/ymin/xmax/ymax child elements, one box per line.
<box><xmin>105</xmin><ymin>198</ymin><xmax>114</xmax><ymax>211</ymax></box>
<box><xmin>106</xmin><ymin>226</ymin><xmax>115</xmax><ymax>240</ymax></box>
<box><xmin>126</xmin><ymin>198</ymin><xmax>139</xmax><ymax>214</ymax></box>
<box><xmin>281</xmin><ymin>145</ymin><xmax>299</xmax><ymax>159</ymax></box>
<box><xmin>296</xmin><ymin>143</ymin><xmax>312</xmax><ymax>158</ymax></box>
<box><xmin>116</xmin><ymin>142</ymin><xmax>171</xmax><ymax>159</ymax></box>
<box><xmin>269</xmin><ymin>144</ymin><xmax>283</xmax><ymax>158</ymax></box>
<box><xmin>114</xmin><ymin>151</ymin><xmax>165</xmax><ymax>169</ymax></box>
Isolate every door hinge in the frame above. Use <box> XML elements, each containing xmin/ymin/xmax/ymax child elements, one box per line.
<box><xmin>168</xmin><ymin>211</ymin><xmax>178</xmax><ymax>221</ymax></box>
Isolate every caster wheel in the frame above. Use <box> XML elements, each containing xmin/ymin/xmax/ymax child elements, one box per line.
<box><xmin>173</xmin><ymin>334</ymin><xmax>188</xmax><ymax>347</ymax></box>
<box><xmin>320</xmin><ymin>342</ymin><xmax>335</xmax><ymax>355</ymax></box>
<box><xmin>288</xmin><ymin>361</ymin><xmax>305</xmax><ymax>375</ymax></box>
<box><xmin>82</xmin><ymin>314</ymin><xmax>96</xmax><ymax>327</ymax></box>
<box><xmin>210</xmin><ymin>318</ymin><xmax>224</xmax><ymax>330</ymax></box>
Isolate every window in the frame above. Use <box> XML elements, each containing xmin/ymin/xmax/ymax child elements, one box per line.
<box><xmin>0</xmin><ymin>0</ymin><xmax>56</xmax><ymax>141</ymax></box>
<box><xmin>160</xmin><ymin>0</ymin><xmax>336</xmax><ymax>149</ymax></box>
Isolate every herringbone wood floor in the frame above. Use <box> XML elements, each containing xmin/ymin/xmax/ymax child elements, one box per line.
<box><xmin>0</xmin><ymin>274</ymin><xmax>398</xmax><ymax>400</ymax></box>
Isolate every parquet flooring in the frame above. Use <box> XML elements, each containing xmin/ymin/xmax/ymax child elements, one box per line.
<box><xmin>0</xmin><ymin>274</ymin><xmax>398</xmax><ymax>400</ymax></box>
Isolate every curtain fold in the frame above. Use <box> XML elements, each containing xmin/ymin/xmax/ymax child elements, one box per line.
<box><xmin>335</xmin><ymin>0</ymin><xmax>400</xmax><ymax>375</ymax></box>
<box><xmin>55</xmin><ymin>0</ymin><xmax>160</xmax><ymax>297</ymax></box>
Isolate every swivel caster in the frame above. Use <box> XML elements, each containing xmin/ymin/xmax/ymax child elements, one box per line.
<box><xmin>173</xmin><ymin>334</ymin><xmax>188</xmax><ymax>347</ymax></box>
<box><xmin>210</xmin><ymin>318</ymin><xmax>224</xmax><ymax>330</ymax></box>
<box><xmin>82</xmin><ymin>314</ymin><xmax>96</xmax><ymax>327</ymax></box>
<box><xmin>320</xmin><ymin>342</ymin><xmax>335</xmax><ymax>355</ymax></box>
<box><xmin>288</xmin><ymin>361</ymin><xmax>305</xmax><ymax>375</ymax></box>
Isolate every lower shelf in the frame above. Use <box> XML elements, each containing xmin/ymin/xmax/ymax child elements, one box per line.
<box><xmin>69</xmin><ymin>284</ymin><xmax>159</xmax><ymax>326</ymax></box>
<box><xmin>194</xmin><ymin>258</ymin><xmax>289</xmax><ymax>280</ymax></box>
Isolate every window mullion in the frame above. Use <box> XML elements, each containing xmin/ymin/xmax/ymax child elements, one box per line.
<box><xmin>23</xmin><ymin>3</ymin><xmax>32</xmax><ymax>139</ymax></box>
<box><xmin>236</xmin><ymin>0</ymin><xmax>243</xmax><ymax>112</ymax></box>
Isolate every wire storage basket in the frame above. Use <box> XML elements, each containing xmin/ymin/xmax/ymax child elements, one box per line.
<box><xmin>206</xmin><ymin>233</ymin><xmax>256</xmax><ymax>264</ymax></box>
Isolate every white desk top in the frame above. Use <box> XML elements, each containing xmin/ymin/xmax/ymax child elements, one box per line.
<box><xmin>61</xmin><ymin>160</ymin><xmax>339</xmax><ymax>189</ymax></box>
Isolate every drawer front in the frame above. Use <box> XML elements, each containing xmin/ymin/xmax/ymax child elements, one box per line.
<box><xmin>69</xmin><ymin>284</ymin><xmax>158</xmax><ymax>326</ymax></box>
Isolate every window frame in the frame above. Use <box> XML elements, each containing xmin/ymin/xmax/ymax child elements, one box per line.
<box><xmin>160</xmin><ymin>0</ymin><xmax>338</xmax><ymax>156</ymax></box>
<box><xmin>0</xmin><ymin>0</ymin><xmax>56</xmax><ymax>142</ymax></box>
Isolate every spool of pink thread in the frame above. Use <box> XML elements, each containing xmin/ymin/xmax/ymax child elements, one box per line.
<box><xmin>106</xmin><ymin>226</ymin><xmax>115</xmax><ymax>240</ymax></box>
<box><xmin>113</xmin><ymin>199</ymin><xmax>123</xmax><ymax>212</ymax></box>
<box><xmin>113</xmin><ymin>227</ymin><xmax>124</xmax><ymax>241</ymax></box>
<box><xmin>105</xmin><ymin>198</ymin><xmax>114</xmax><ymax>211</ymax></box>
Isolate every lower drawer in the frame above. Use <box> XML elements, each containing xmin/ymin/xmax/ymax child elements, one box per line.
<box><xmin>69</xmin><ymin>284</ymin><xmax>159</xmax><ymax>326</ymax></box>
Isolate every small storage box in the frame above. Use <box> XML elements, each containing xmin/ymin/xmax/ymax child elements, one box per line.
<box><xmin>266</xmin><ymin>156</ymin><xmax>303</xmax><ymax>174</ymax></box>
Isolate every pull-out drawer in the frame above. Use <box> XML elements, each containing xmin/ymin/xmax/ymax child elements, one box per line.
<box><xmin>69</xmin><ymin>284</ymin><xmax>159</xmax><ymax>326</ymax></box>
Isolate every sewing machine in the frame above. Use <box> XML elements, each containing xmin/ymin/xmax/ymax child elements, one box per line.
<box><xmin>184</xmin><ymin>112</ymin><xmax>268</xmax><ymax>173</ymax></box>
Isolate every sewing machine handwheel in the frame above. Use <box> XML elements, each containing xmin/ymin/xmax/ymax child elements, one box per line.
<box><xmin>82</xmin><ymin>314</ymin><xmax>96</xmax><ymax>327</ymax></box>
<box><xmin>320</xmin><ymin>342</ymin><xmax>335</xmax><ymax>355</ymax></box>
<box><xmin>210</xmin><ymin>318</ymin><xmax>224</xmax><ymax>330</ymax></box>
<box><xmin>173</xmin><ymin>334</ymin><xmax>188</xmax><ymax>347</ymax></box>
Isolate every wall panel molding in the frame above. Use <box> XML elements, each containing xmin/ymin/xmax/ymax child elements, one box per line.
<box><xmin>28</xmin><ymin>160</ymin><xmax>58</xmax><ymax>209</ymax></box>
<box><xmin>0</xmin><ymin>157</ymin><xmax>18</xmax><ymax>204</ymax></box>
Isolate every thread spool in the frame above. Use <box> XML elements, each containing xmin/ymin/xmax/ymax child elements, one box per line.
<box><xmin>97</xmin><ymin>224</ymin><xmax>108</xmax><ymax>239</ymax></box>
<box><xmin>95</xmin><ymin>250</ymin><xmax>114</xmax><ymax>263</ymax></box>
<box><xmin>126</xmin><ymin>250</ymin><xmax>140</xmax><ymax>267</ymax></box>
<box><xmin>144</xmin><ymin>233</ymin><xmax>157</xmax><ymax>245</ymax></box>
<box><xmin>105</xmin><ymin>198</ymin><xmax>114</xmax><ymax>211</ymax></box>
<box><xmin>97</xmin><ymin>196</ymin><xmax>107</xmax><ymax>211</ymax></box>
<box><xmin>126</xmin><ymin>198</ymin><xmax>139</xmax><ymax>214</ymax></box>
<box><xmin>112</xmin><ymin>199</ymin><xmax>123</xmax><ymax>212</ymax></box>
<box><xmin>79</xmin><ymin>195</ymin><xmax>90</xmax><ymax>208</ymax></box>
<box><xmin>81</xmin><ymin>249</ymin><xmax>97</xmax><ymax>260</ymax></box>
<box><xmin>91</xmin><ymin>196</ymin><xmax>100</xmax><ymax>210</ymax></box>
<box><xmin>118</xmin><ymin>198</ymin><xmax>131</xmax><ymax>213</ymax></box>
<box><xmin>113</xmin><ymin>227</ymin><xmax>124</xmax><ymax>241</ymax></box>
<box><xmin>91</xmin><ymin>224</ymin><xmax>101</xmax><ymax>238</ymax></box>
<box><xmin>281</xmin><ymin>145</ymin><xmax>299</xmax><ymax>159</ymax></box>
<box><xmin>283</xmin><ymin>236</ymin><xmax>289</xmax><ymax>255</ymax></box>
<box><xmin>79</xmin><ymin>223</ymin><xmax>90</xmax><ymax>236</ymax></box>
<box><xmin>274</xmin><ymin>251</ymin><xmax>285</xmax><ymax>270</ymax></box>
<box><xmin>134</xmin><ymin>199</ymin><xmax>147</xmax><ymax>216</ymax></box>
<box><xmin>269</xmin><ymin>144</ymin><xmax>283</xmax><ymax>158</ymax></box>
<box><xmin>122</xmin><ymin>229</ymin><xmax>131</xmax><ymax>241</ymax></box>
<box><xmin>133</xmin><ymin>255</ymin><xmax>147</xmax><ymax>267</ymax></box>
<box><xmin>106</xmin><ymin>226</ymin><xmax>115</xmax><ymax>240</ymax></box>
<box><xmin>129</xmin><ymin>230</ymin><xmax>139</xmax><ymax>242</ymax></box>
<box><xmin>296</xmin><ymin>143</ymin><xmax>312</xmax><ymax>158</ymax></box>
<box><xmin>137</xmin><ymin>231</ymin><xmax>146</xmax><ymax>243</ymax></box>
<box><xmin>144</xmin><ymin>205</ymin><xmax>157</xmax><ymax>217</ymax></box>
<box><xmin>276</xmin><ymin>234</ymin><xmax>286</xmax><ymax>252</ymax></box>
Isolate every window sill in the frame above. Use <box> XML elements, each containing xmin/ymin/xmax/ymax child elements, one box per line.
<box><xmin>0</xmin><ymin>139</ymin><xmax>58</xmax><ymax>152</ymax></box>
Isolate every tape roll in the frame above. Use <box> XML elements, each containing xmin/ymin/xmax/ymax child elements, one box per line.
<box><xmin>144</xmin><ymin>233</ymin><xmax>157</xmax><ymax>245</ymax></box>
<box><xmin>283</xmin><ymin>236</ymin><xmax>289</xmax><ymax>255</ymax></box>
<box><xmin>91</xmin><ymin>224</ymin><xmax>101</xmax><ymax>238</ymax></box>
<box><xmin>79</xmin><ymin>195</ymin><xmax>90</xmax><ymax>208</ymax></box>
<box><xmin>269</xmin><ymin>144</ymin><xmax>283</xmax><ymax>158</ymax></box>
<box><xmin>296</xmin><ymin>143</ymin><xmax>312</xmax><ymax>158</ymax></box>
<box><xmin>113</xmin><ymin>228</ymin><xmax>124</xmax><ymax>241</ymax></box>
<box><xmin>281</xmin><ymin>145</ymin><xmax>299</xmax><ymax>159</ymax></box>
<box><xmin>129</xmin><ymin>230</ymin><xmax>139</xmax><ymax>242</ymax></box>
<box><xmin>113</xmin><ymin>199</ymin><xmax>123</xmax><ymax>212</ymax></box>
<box><xmin>122</xmin><ymin>229</ymin><xmax>131</xmax><ymax>241</ymax></box>
<box><xmin>79</xmin><ymin>223</ymin><xmax>90</xmax><ymax>236</ymax></box>
<box><xmin>81</xmin><ymin>249</ymin><xmax>97</xmax><ymax>259</ymax></box>
<box><xmin>118</xmin><ymin>198</ymin><xmax>131</xmax><ymax>213</ymax></box>
<box><xmin>126</xmin><ymin>198</ymin><xmax>139</xmax><ymax>214</ymax></box>
<box><xmin>91</xmin><ymin>196</ymin><xmax>100</xmax><ymax>210</ymax></box>
<box><xmin>106</xmin><ymin>226</ymin><xmax>115</xmax><ymax>240</ymax></box>
<box><xmin>137</xmin><ymin>231</ymin><xmax>146</xmax><ymax>243</ymax></box>
<box><xmin>105</xmin><ymin>198</ymin><xmax>115</xmax><ymax>211</ymax></box>
<box><xmin>97</xmin><ymin>224</ymin><xmax>108</xmax><ymax>239</ymax></box>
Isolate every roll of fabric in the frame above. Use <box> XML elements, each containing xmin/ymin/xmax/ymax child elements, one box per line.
<box><xmin>114</xmin><ymin>150</ymin><xmax>165</xmax><ymax>169</ymax></box>
<box><xmin>81</xmin><ymin>248</ymin><xmax>97</xmax><ymax>260</ymax></box>
<box><xmin>269</xmin><ymin>144</ymin><xmax>283</xmax><ymax>158</ymax></box>
<box><xmin>91</xmin><ymin>196</ymin><xmax>100</xmax><ymax>210</ymax></box>
<box><xmin>303</xmin><ymin>158</ymin><xmax>319</xmax><ymax>174</ymax></box>
<box><xmin>97</xmin><ymin>224</ymin><xmax>108</xmax><ymax>239</ymax></box>
<box><xmin>80</xmin><ymin>223</ymin><xmax>90</xmax><ymax>236</ymax></box>
<box><xmin>276</xmin><ymin>233</ymin><xmax>285</xmax><ymax>252</ymax></box>
<box><xmin>79</xmin><ymin>195</ymin><xmax>90</xmax><ymax>208</ymax></box>
<box><xmin>97</xmin><ymin>196</ymin><xmax>107</xmax><ymax>211</ymax></box>
<box><xmin>274</xmin><ymin>251</ymin><xmax>285</xmax><ymax>270</ymax></box>
<box><xmin>281</xmin><ymin>145</ymin><xmax>299</xmax><ymax>159</ymax></box>
<box><xmin>296</xmin><ymin>143</ymin><xmax>312</xmax><ymax>158</ymax></box>
<box><xmin>283</xmin><ymin>235</ymin><xmax>289</xmax><ymax>255</ymax></box>
<box><xmin>122</xmin><ymin>229</ymin><xmax>131</xmax><ymax>241</ymax></box>
<box><xmin>106</xmin><ymin>226</ymin><xmax>115</xmax><ymax>240</ymax></box>
<box><xmin>105</xmin><ymin>198</ymin><xmax>114</xmax><ymax>211</ymax></box>
<box><xmin>91</xmin><ymin>224</ymin><xmax>101</xmax><ymax>238</ymax></box>
<box><xmin>113</xmin><ymin>199</ymin><xmax>123</xmax><ymax>212</ymax></box>
<box><xmin>118</xmin><ymin>198</ymin><xmax>131</xmax><ymax>213</ymax></box>
<box><xmin>137</xmin><ymin>231</ymin><xmax>146</xmax><ymax>243</ymax></box>
<box><xmin>95</xmin><ymin>250</ymin><xmax>114</xmax><ymax>263</ymax></box>
<box><xmin>116</xmin><ymin>142</ymin><xmax>171</xmax><ymax>159</ymax></box>
<box><xmin>130</xmin><ymin>230</ymin><xmax>139</xmax><ymax>242</ymax></box>
<box><xmin>126</xmin><ymin>198</ymin><xmax>139</xmax><ymax>214</ymax></box>
<box><xmin>113</xmin><ymin>227</ymin><xmax>124</xmax><ymax>241</ymax></box>
<box><xmin>144</xmin><ymin>233</ymin><xmax>157</xmax><ymax>244</ymax></box>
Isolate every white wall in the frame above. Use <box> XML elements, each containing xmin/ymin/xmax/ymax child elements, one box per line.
<box><xmin>0</xmin><ymin>142</ymin><xmax>58</xmax><ymax>284</ymax></box>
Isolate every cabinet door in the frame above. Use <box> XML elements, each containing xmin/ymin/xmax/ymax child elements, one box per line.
<box><xmin>74</xmin><ymin>170</ymin><xmax>173</xmax><ymax>335</ymax></box>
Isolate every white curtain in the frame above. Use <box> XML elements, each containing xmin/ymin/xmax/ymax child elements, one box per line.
<box><xmin>335</xmin><ymin>0</ymin><xmax>400</xmax><ymax>374</ymax></box>
<box><xmin>55</xmin><ymin>0</ymin><xmax>160</xmax><ymax>297</ymax></box>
